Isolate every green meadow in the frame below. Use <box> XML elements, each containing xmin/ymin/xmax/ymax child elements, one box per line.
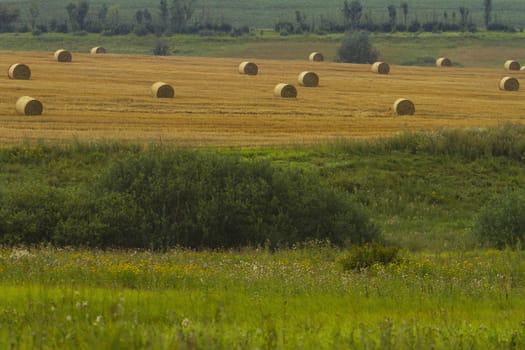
<box><xmin>2</xmin><ymin>126</ymin><xmax>525</xmax><ymax>347</ymax></box>
<box><xmin>3</xmin><ymin>31</ymin><xmax>525</xmax><ymax>68</ymax></box>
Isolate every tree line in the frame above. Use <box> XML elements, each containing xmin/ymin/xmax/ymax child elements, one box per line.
<box><xmin>276</xmin><ymin>0</ymin><xmax>516</xmax><ymax>35</ymax></box>
<box><xmin>0</xmin><ymin>0</ymin><xmax>517</xmax><ymax>36</ymax></box>
<box><xmin>0</xmin><ymin>0</ymin><xmax>249</xmax><ymax>36</ymax></box>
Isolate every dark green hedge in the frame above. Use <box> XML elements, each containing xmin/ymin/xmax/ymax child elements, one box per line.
<box><xmin>0</xmin><ymin>149</ymin><xmax>379</xmax><ymax>249</ymax></box>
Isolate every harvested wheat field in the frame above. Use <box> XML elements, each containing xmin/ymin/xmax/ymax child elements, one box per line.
<box><xmin>0</xmin><ymin>50</ymin><xmax>524</xmax><ymax>147</ymax></box>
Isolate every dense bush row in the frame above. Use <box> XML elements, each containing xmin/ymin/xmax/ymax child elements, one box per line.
<box><xmin>0</xmin><ymin>149</ymin><xmax>379</xmax><ymax>249</ymax></box>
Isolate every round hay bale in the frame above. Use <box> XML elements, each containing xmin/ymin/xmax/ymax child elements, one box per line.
<box><xmin>309</xmin><ymin>52</ymin><xmax>324</xmax><ymax>62</ymax></box>
<box><xmin>238</xmin><ymin>61</ymin><xmax>258</xmax><ymax>75</ymax></box>
<box><xmin>151</xmin><ymin>82</ymin><xmax>175</xmax><ymax>98</ymax></box>
<box><xmin>520</xmin><ymin>66</ymin><xmax>525</xmax><ymax>71</ymax></box>
<box><xmin>393</xmin><ymin>98</ymin><xmax>415</xmax><ymax>116</ymax></box>
<box><xmin>436</xmin><ymin>57</ymin><xmax>452</xmax><ymax>67</ymax></box>
<box><xmin>297</xmin><ymin>71</ymin><xmax>319</xmax><ymax>87</ymax></box>
<box><xmin>90</xmin><ymin>46</ymin><xmax>106</xmax><ymax>54</ymax></box>
<box><xmin>16</xmin><ymin>96</ymin><xmax>43</xmax><ymax>116</ymax></box>
<box><xmin>54</xmin><ymin>49</ymin><xmax>72</xmax><ymax>62</ymax></box>
<box><xmin>274</xmin><ymin>83</ymin><xmax>297</xmax><ymax>98</ymax></box>
<box><xmin>8</xmin><ymin>63</ymin><xmax>31</xmax><ymax>80</ymax></box>
<box><xmin>504</xmin><ymin>60</ymin><xmax>520</xmax><ymax>71</ymax></box>
<box><xmin>499</xmin><ymin>77</ymin><xmax>520</xmax><ymax>91</ymax></box>
<box><xmin>371</xmin><ymin>61</ymin><xmax>390</xmax><ymax>74</ymax></box>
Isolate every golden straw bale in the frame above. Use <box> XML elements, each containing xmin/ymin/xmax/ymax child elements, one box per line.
<box><xmin>504</xmin><ymin>60</ymin><xmax>520</xmax><ymax>71</ymax></box>
<box><xmin>393</xmin><ymin>98</ymin><xmax>415</xmax><ymax>115</ymax></box>
<box><xmin>54</xmin><ymin>49</ymin><xmax>72</xmax><ymax>62</ymax></box>
<box><xmin>308</xmin><ymin>52</ymin><xmax>324</xmax><ymax>62</ymax></box>
<box><xmin>90</xmin><ymin>46</ymin><xmax>107</xmax><ymax>54</ymax></box>
<box><xmin>238</xmin><ymin>61</ymin><xmax>258</xmax><ymax>75</ymax></box>
<box><xmin>436</xmin><ymin>57</ymin><xmax>452</xmax><ymax>67</ymax></box>
<box><xmin>16</xmin><ymin>96</ymin><xmax>43</xmax><ymax>116</ymax></box>
<box><xmin>274</xmin><ymin>83</ymin><xmax>297</xmax><ymax>98</ymax></box>
<box><xmin>371</xmin><ymin>61</ymin><xmax>390</xmax><ymax>74</ymax></box>
<box><xmin>297</xmin><ymin>71</ymin><xmax>319</xmax><ymax>87</ymax></box>
<box><xmin>151</xmin><ymin>82</ymin><xmax>175</xmax><ymax>98</ymax></box>
<box><xmin>8</xmin><ymin>63</ymin><xmax>31</xmax><ymax>80</ymax></box>
<box><xmin>499</xmin><ymin>77</ymin><xmax>520</xmax><ymax>91</ymax></box>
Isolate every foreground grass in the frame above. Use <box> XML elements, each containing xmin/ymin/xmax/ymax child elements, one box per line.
<box><xmin>1</xmin><ymin>247</ymin><xmax>524</xmax><ymax>349</ymax></box>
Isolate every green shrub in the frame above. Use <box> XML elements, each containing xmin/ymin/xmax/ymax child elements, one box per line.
<box><xmin>337</xmin><ymin>242</ymin><xmax>400</xmax><ymax>270</ymax></box>
<box><xmin>476</xmin><ymin>190</ymin><xmax>525</xmax><ymax>249</ymax></box>
<box><xmin>0</xmin><ymin>183</ymin><xmax>64</xmax><ymax>245</ymax></box>
<box><xmin>95</xmin><ymin>149</ymin><xmax>380</xmax><ymax>249</ymax></box>
<box><xmin>337</xmin><ymin>30</ymin><xmax>379</xmax><ymax>64</ymax></box>
<box><xmin>0</xmin><ymin>149</ymin><xmax>380</xmax><ymax>249</ymax></box>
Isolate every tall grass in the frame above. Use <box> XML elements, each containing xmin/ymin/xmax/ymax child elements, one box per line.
<box><xmin>0</xmin><ymin>247</ymin><xmax>524</xmax><ymax>349</ymax></box>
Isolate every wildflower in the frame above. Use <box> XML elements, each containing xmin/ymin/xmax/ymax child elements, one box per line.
<box><xmin>93</xmin><ymin>315</ymin><xmax>103</xmax><ymax>326</ymax></box>
<box><xmin>181</xmin><ymin>318</ymin><xmax>191</xmax><ymax>329</ymax></box>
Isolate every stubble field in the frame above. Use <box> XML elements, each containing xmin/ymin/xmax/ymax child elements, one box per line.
<box><xmin>1</xmin><ymin>50</ymin><xmax>524</xmax><ymax>147</ymax></box>
<box><xmin>4</xmin><ymin>50</ymin><xmax>525</xmax><ymax>348</ymax></box>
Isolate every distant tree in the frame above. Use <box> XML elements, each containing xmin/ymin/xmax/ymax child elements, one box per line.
<box><xmin>400</xmin><ymin>2</ymin><xmax>408</xmax><ymax>27</ymax></box>
<box><xmin>107</xmin><ymin>5</ymin><xmax>120</xmax><ymax>31</ymax></box>
<box><xmin>0</xmin><ymin>4</ymin><xmax>19</xmax><ymax>32</ymax></box>
<box><xmin>159</xmin><ymin>0</ymin><xmax>169</xmax><ymax>31</ymax></box>
<box><xmin>169</xmin><ymin>0</ymin><xmax>195</xmax><ymax>33</ymax></box>
<box><xmin>66</xmin><ymin>1</ymin><xmax>90</xmax><ymax>31</ymax></box>
<box><xmin>387</xmin><ymin>4</ymin><xmax>397</xmax><ymax>30</ymax></box>
<box><xmin>143</xmin><ymin>9</ymin><xmax>152</xmax><ymax>23</ymax></box>
<box><xmin>98</xmin><ymin>3</ymin><xmax>108</xmax><ymax>22</ymax></box>
<box><xmin>459</xmin><ymin>6</ymin><xmax>469</xmax><ymax>31</ymax></box>
<box><xmin>76</xmin><ymin>1</ymin><xmax>90</xmax><ymax>30</ymax></box>
<box><xmin>295</xmin><ymin>10</ymin><xmax>309</xmax><ymax>33</ymax></box>
<box><xmin>483</xmin><ymin>0</ymin><xmax>492</xmax><ymax>28</ymax></box>
<box><xmin>342</xmin><ymin>0</ymin><xmax>362</xmax><ymax>30</ymax></box>
<box><xmin>28</xmin><ymin>0</ymin><xmax>40</xmax><ymax>30</ymax></box>
<box><xmin>66</xmin><ymin>3</ymin><xmax>77</xmax><ymax>30</ymax></box>
<box><xmin>134</xmin><ymin>10</ymin><xmax>144</xmax><ymax>24</ymax></box>
<box><xmin>337</xmin><ymin>31</ymin><xmax>378</xmax><ymax>63</ymax></box>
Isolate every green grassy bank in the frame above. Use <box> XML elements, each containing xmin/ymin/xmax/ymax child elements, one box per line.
<box><xmin>3</xmin><ymin>31</ymin><xmax>525</xmax><ymax>67</ymax></box>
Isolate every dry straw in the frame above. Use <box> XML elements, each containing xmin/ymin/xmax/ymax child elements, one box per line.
<box><xmin>238</xmin><ymin>61</ymin><xmax>258</xmax><ymax>75</ymax></box>
<box><xmin>54</xmin><ymin>49</ymin><xmax>72</xmax><ymax>62</ymax></box>
<box><xmin>393</xmin><ymin>98</ymin><xmax>415</xmax><ymax>115</ymax></box>
<box><xmin>8</xmin><ymin>63</ymin><xmax>31</xmax><ymax>80</ymax></box>
<box><xmin>16</xmin><ymin>96</ymin><xmax>43</xmax><ymax>116</ymax></box>
<box><xmin>309</xmin><ymin>52</ymin><xmax>324</xmax><ymax>62</ymax></box>
<box><xmin>151</xmin><ymin>82</ymin><xmax>175</xmax><ymax>98</ymax></box>
<box><xmin>436</xmin><ymin>57</ymin><xmax>452</xmax><ymax>67</ymax></box>
<box><xmin>274</xmin><ymin>83</ymin><xmax>297</xmax><ymax>98</ymax></box>
<box><xmin>371</xmin><ymin>61</ymin><xmax>390</xmax><ymax>74</ymax></box>
<box><xmin>504</xmin><ymin>60</ymin><xmax>520</xmax><ymax>71</ymax></box>
<box><xmin>90</xmin><ymin>46</ymin><xmax>107</xmax><ymax>54</ymax></box>
<box><xmin>499</xmin><ymin>77</ymin><xmax>519</xmax><ymax>91</ymax></box>
<box><xmin>298</xmin><ymin>71</ymin><xmax>319</xmax><ymax>87</ymax></box>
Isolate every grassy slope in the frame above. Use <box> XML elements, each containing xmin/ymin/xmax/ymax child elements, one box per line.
<box><xmin>2</xmin><ymin>126</ymin><xmax>525</xmax><ymax>252</ymax></box>
<box><xmin>4</xmin><ymin>0</ymin><xmax>525</xmax><ymax>28</ymax></box>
